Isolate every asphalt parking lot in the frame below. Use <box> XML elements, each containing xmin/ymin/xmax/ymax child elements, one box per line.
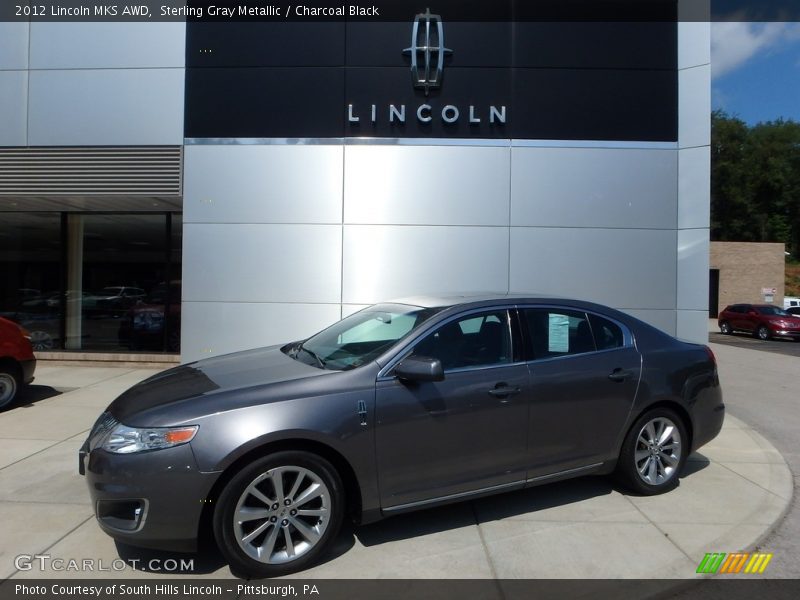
<box><xmin>709</xmin><ymin>332</ymin><xmax>800</xmax><ymax>357</ymax></box>
<box><xmin>0</xmin><ymin>356</ymin><xmax>793</xmax><ymax>583</ymax></box>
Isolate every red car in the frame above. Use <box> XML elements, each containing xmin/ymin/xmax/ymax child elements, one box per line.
<box><xmin>718</xmin><ymin>304</ymin><xmax>800</xmax><ymax>341</ymax></box>
<box><xmin>0</xmin><ymin>316</ymin><xmax>37</xmax><ymax>408</ymax></box>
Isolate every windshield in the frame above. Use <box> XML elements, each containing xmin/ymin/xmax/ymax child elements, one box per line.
<box><xmin>757</xmin><ymin>306</ymin><xmax>790</xmax><ymax>316</ymax></box>
<box><xmin>287</xmin><ymin>303</ymin><xmax>442</xmax><ymax>371</ymax></box>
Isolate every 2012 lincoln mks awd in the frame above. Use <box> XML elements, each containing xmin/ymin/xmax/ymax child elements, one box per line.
<box><xmin>80</xmin><ymin>295</ymin><xmax>724</xmax><ymax>577</ymax></box>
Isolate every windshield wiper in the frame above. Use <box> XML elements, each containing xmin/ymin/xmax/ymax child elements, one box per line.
<box><xmin>298</xmin><ymin>345</ymin><xmax>326</xmax><ymax>369</ymax></box>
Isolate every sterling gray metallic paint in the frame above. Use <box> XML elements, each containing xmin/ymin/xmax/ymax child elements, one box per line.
<box><xmin>82</xmin><ymin>295</ymin><xmax>724</xmax><ymax>552</ymax></box>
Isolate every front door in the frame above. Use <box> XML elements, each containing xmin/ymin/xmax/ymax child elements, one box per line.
<box><xmin>375</xmin><ymin>309</ymin><xmax>529</xmax><ymax>509</ymax></box>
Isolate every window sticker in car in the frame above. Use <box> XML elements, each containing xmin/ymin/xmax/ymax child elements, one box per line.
<box><xmin>548</xmin><ymin>313</ymin><xmax>570</xmax><ymax>353</ymax></box>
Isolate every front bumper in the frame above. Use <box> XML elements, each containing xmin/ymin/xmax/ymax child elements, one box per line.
<box><xmin>20</xmin><ymin>358</ymin><xmax>36</xmax><ymax>385</ymax></box>
<box><xmin>772</xmin><ymin>328</ymin><xmax>800</xmax><ymax>340</ymax></box>
<box><xmin>79</xmin><ymin>440</ymin><xmax>219</xmax><ymax>552</ymax></box>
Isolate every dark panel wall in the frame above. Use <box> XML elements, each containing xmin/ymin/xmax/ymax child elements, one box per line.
<box><xmin>185</xmin><ymin>2</ymin><xmax>677</xmax><ymax>140</ymax></box>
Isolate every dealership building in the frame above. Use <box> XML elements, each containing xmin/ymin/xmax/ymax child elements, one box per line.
<box><xmin>0</xmin><ymin>2</ymin><xmax>711</xmax><ymax>363</ymax></box>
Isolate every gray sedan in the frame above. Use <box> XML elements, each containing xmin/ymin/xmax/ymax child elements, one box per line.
<box><xmin>80</xmin><ymin>294</ymin><xmax>724</xmax><ymax>577</ymax></box>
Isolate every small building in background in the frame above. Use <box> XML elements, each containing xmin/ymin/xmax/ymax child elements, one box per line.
<box><xmin>709</xmin><ymin>242</ymin><xmax>786</xmax><ymax>317</ymax></box>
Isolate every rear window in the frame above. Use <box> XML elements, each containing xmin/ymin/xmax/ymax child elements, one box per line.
<box><xmin>588</xmin><ymin>314</ymin><xmax>624</xmax><ymax>350</ymax></box>
<box><xmin>523</xmin><ymin>308</ymin><xmax>596</xmax><ymax>360</ymax></box>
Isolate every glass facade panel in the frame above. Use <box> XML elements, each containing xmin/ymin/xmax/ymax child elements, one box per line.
<box><xmin>0</xmin><ymin>211</ymin><xmax>181</xmax><ymax>353</ymax></box>
<box><xmin>80</xmin><ymin>215</ymin><xmax>167</xmax><ymax>351</ymax></box>
<box><xmin>0</xmin><ymin>213</ymin><xmax>62</xmax><ymax>351</ymax></box>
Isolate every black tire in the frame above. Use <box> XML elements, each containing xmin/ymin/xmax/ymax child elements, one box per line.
<box><xmin>756</xmin><ymin>325</ymin><xmax>770</xmax><ymax>341</ymax></box>
<box><xmin>615</xmin><ymin>407</ymin><xmax>688</xmax><ymax>495</ymax></box>
<box><xmin>214</xmin><ymin>451</ymin><xmax>345</xmax><ymax>578</ymax></box>
<box><xmin>719</xmin><ymin>321</ymin><xmax>731</xmax><ymax>335</ymax></box>
<box><xmin>0</xmin><ymin>366</ymin><xmax>20</xmax><ymax>410</ymax></box>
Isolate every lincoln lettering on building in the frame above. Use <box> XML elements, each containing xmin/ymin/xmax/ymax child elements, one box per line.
<box><xmin>347</xmin><ymin>104</ymin><xmax>507</xmax><ymax>124</ymax></box>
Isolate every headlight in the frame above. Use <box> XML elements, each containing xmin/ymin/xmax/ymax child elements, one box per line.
<box><xmin>102</xmin><ymin>424</ymin><xmax>198</xmax><ymax>454</ymax></box>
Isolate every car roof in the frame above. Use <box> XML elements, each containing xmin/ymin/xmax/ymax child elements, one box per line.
<box><xmin>387</xmin><ymin>292</ymin><xmax>618</xmax><ymax>313</ymax></box>
<box><xmin>388</xmin><ymin>292</ymin><xmax>552</xmax><ymax>309</ymax></box>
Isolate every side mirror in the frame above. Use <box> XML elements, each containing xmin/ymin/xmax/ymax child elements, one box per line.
<box><xmin>395</xmin><ymin>356</ymin><xmax>444</xmax><ymax>383</ymax></box>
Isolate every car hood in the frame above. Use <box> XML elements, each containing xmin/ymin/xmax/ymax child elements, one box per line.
<box><xmin>107</xmin><ymin>345</ymin><xmax>330</xmax><ymax>423</ymax></box>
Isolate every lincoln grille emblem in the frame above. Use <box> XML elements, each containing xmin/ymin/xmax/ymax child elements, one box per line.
<box><xmin>402</xmin><ymin>8</ymin><xmax>452</xmax><ymax>96</ymax></box>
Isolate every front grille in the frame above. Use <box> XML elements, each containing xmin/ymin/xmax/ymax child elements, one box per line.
<box><xmin>89</xmin><ymin>412</ymin><xmax>118</xmax><ymax>450</ymax></box>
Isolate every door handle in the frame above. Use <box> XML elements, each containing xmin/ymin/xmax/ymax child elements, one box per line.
<box><xmin>488</xmin><ymin>384</ymin><xmax>522</xmax><ymax>398</ymax></box>
<box><xmin>608</xmin><ymin>368</ymin><xmax>633</xmax><ymax>382</ymax></box>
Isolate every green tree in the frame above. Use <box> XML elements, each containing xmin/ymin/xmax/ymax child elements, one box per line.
<box><xmin>711</xmin><ymin>111</ymin><xmax>800</xmax><ymax>258</ymax></box>
<box><xmin>710</xmin><ymin>110</ymin><xmax>751</xmax><ymax>241</ymax></box>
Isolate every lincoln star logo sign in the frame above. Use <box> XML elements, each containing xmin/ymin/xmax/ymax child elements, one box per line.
<box><xmin>403</xmin><ymin>8</ymin><xmax>452</xmax><ymax>95</ymax></box>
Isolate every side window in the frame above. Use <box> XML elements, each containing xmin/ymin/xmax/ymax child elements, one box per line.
<box><xmin>412</xmin><ymin>311</ymin><xmax>511</xmax><ymax>370</ymax></box>
<box><xmin>523</xmin><ymin>308</ymin><xmax>596</xmax><ymax>360</ymax></box>
<box><xmin>588</xmin><ymin>314</ymin><xmax>625</xmax><ymax>351</ymax></box>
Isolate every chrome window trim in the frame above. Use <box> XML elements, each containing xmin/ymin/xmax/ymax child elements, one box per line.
<box><xmin>377</xmin><ymin>306</ymin><xmax>516</xmax><ymax>380</ymax></box>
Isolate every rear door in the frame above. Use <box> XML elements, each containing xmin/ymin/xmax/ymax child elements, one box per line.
<box><xmin>520</xmin><ymin>307</ymin><xmax>641</xmax><ymax>478</ymax></box>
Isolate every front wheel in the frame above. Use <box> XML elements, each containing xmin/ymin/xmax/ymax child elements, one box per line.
<box><xmin>615</xmin><ymin>408</ymin><xmax>688</xmax><ymax>495</ymax></box>
<box><xmin>214</xmin><ymin>451</ymin><xmax>344</xmax><ymax>578</ymax></box>
<box><xmin>756</xmin><ymin>325</ymin><xmax>770</xmax><ymax>341</ymax></box>
<box><xmin>719</xmin><ymin>321</ymin><xmax>731</xmax><ymax>335</ymax></box>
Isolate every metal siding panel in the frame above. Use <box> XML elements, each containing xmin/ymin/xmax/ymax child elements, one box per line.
<box><xmin>509</xmin><ymin>228</ymin><xmax>678</xmax><ymax>310</ymax></box>
<box><xmin>184</xmin><ymin>145</ymin><xmax>343</xmax><ymax>224</ymax></box>
<box><xmin>678</xmin><ymin>146</ymin><xmax>710</xmax><ymax>229</ymax></box>
<box><xmin>28</xmin><ymin>69</ymin><xmax>184</xmax><ymax>146</ymax></box>
<box><xmin>181</xmin><ymin>302</ymin><xmax>342</xmax><ymax>362</ymax></box>
<box><xmin>677</xmin><ymin>229</ymin><xmax>710</xmax><ymax>311</ymax></box>
<box><xmin>342</xmin><ymin>225</ymin><xmax>509</xmax><ymax>304</ymax></box>
<box><xmin>0</xmin><ymin>23</ymin><xmax>29</xmax><ymax>70</ymax></box>
<box><xmin>344</xmin><ymin>145</ymin><xmax>510</xmax><ymax>226</ymax></box>
<box><xmin>183</xmin><ymin>224</ymin><xmax>342</xmax><ymax>303</ymax></box>
<box><xmin>679</xmin><ymin>65</ymin><xmax>711</xmax><ymax>149</ymax></box>
<box><xmin>0</xmin><ymin>71</ymin><xmax>27</xmax><ymax>146</ymax></box>
<box><xmin>621</xmin><ymin>309</ymin><xmax>677</xmax><ymax>337</ymax></box>
<box><xmin>678</xmin><ymin>21</ymin><xmax>710</xmax><ymax>70</ymax></box>
<box><xmin>511</xmin><ymin>147</ymin><xmax>677</xmax><ymax>229</ymax></box>
<box><xmin>30</xmin><ymin>22</ymin><xmax>185</xmax><ymax>69</ymax></box>
<box><xmin>676</xmin><ymin>309</ymin><xmax>709</xmax><ymax>344</ymax></box>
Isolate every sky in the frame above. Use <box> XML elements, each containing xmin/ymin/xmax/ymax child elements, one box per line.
<box><xmin>711</xmin><ymin>22</ymin><xmax>800</xmax><ymax>124</ymax></box>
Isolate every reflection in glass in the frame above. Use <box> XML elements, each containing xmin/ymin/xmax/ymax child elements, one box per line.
<box><xmin>0</xmin><ymin>213</ymin><xmax>62</xmax><ymax>351</ymax></box>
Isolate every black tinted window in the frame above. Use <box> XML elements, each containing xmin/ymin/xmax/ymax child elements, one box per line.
<box><xmin>523</xmin><ymin>309</ymin><xmax>596</xmax><ymax>360</ymax></box>
<box><xmin>413</xmin><ymin>311</ymin><xmax>511</xmax><ymax>370</ymax></box>
<box><xmin>588</xmin><ymin>314</ymin><xmax>624</xmax><ymax>350</ymax></box>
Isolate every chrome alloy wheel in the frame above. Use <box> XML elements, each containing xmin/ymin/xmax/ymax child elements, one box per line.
<box><xmin>233</xmin><ymin>465</ymin><xmax>331</xmax><ymax>564</ymax></box>
<box><xmin>634</xmin><ymin>417</ymin><xmax>681</xmax><ymax>486</ymax></box>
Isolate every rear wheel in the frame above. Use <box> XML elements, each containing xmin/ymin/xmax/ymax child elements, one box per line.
<box><xmin>756</xmin><ymin>325</ymin><xmax>770</xmax><ymax>341</ymax></box>
<box><xmin>719</xmin><ymin>321</ymin><xmax>731</xmax><ymax>335</ymax></box>
<box><xmin>214</xmin><ymin>451</ymin><xmax>344</xmax><ymax>577</ymax></box>
<box><xmin>615</xmin><ymin>408</ymin><xmax>688</xmax><ymax>495</ymax></box>
<box><xmin>0</xmin><ymin>367</ymin><xmax>20</xmax><ymax>409</ymax></box>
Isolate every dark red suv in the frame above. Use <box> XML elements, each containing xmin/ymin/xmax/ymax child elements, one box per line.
<box><xmin>0</xmin><ymin>316</ymin><xmax>36</xmax><ymax>409</ymax></box>
<box><xmin>718</xmin><ymin>304</ymin><xmax>800</xmax><ymax>341</ymax></box>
